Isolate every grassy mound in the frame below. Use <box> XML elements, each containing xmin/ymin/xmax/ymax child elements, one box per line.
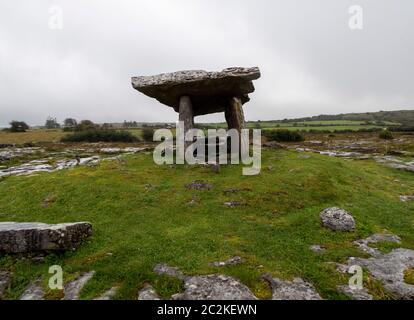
<box><xmin>0</xmin><ymin>149</ymin><xmax>413</xmax><ymax>300</ymax></box>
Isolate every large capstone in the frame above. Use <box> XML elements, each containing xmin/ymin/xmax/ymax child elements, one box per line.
<box><xmin>0</xmin><ymin>222</ymin><xmax>92</xmax><ymax>253</ymax></box>
<box><xmin>132</xmin><ymin>67</ymin><xmax>261</xmax><ymax>116</ymax></box>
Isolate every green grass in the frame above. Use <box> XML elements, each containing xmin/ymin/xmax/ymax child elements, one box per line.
<box><xmin>0</xmin><ymin>149</ymin><xmax>413</xmax><ymax>300</ymax></box>
<box><xmin>209</xmin><ymin>121</ymin><xmax>384</xmax><ymax>132</ymax></box>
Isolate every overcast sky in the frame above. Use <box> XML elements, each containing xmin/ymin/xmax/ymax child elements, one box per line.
<box><xmin>0</xmin><ymin>0</ymin><xmax>413</xmax><ymax>126</ymax></box>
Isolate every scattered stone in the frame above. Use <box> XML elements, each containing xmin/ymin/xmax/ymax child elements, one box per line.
<box><xmin>267</xmin><ymin>166</ymin><xmax>274</xmax><ymax>171</ymax></box>
<box><xmin>94</xmin><ymin>287</ymin><xmax>118</xmax><ymax>300</ymax></box>
<box><xmin>138</xmin><ymin>284</ymin><xmax>160</xmax><ymax>300</ymax></box>
<box><xmin>0</xmin><ymin>222</ymin><xmax>92</xmax><ymax>253</ymax></box>
<box><xmin>187</xmin><ymin>197</ymin><xmax>199</xmax><ymax>206</ymax></box>
<box><xmin>223</xmin><ymin>188</ymin><xmax>251</xmax><ymax>195</ymax></box>
<box><xmin>41</xmin><ymin>195</ymin><xmax>56</xmax><ymax>208</ymax></box>
<box><xmin>335</xmin><ymin>263</ymin><xmax>350</xmax><ymax>274</ymax></box>
<box><xmin>210</xmin><ymin>256</ymin><xmax>243</xmax><ymax>267</ymax></box>
<box><xmin>308</xmin><ymin>141</ymin><xmax>323</xmax><ymax>145</ymax></box>
<box><xmin>144</xmin><ymin>183</ymin><xmax>156</xmax><ymax>190</ymax></box>
<box><xmin>354</xmin><ymin>233</ymin><xmax>401</xmax><ymax>257</ymax></box>
<box><xmin>63</xmin><ymin>271</ymin><xmax>95</xmax><ymax>300</ymax></box>
<box><xmin>20</xmin><ymin>279</ymin><xmax>45</xmax><ymax>300</ymax></box>
<box><xmin>0</xmin><ymin>271</ymin><xmax>12</xmax><ymax>299</ymax></box>
<box><xmin>400</xmin><ymin>195</ymin><xmax>414</xmax><ymax>202</ymax></box>
<box><xmin>224</xmin><ymin>202</ymin><xmax>246</xmax><ymax>208</ymax></box>
<box><xmin>310</xmin><ymin>245</ymin><xmax>326</xmax><ymax>253</ymax></box>
<box><xmin>320</xmin><ymin>207</ymin><xmax>356</xmax><ymax>232</ymax></box>
<box><xmin>263</xmin><ymin>141</ymin><xmax>284</xmax><ymax>149</ymax></box>
<box><xmin>185</xmin><ymin>180</ymin><xmax>213</xmax><ymax>191</ymax></box>
<box><xmin>100</xmin><ymin>147</ymin><xmax>146</xmax><ymax>154</ymax></box>
<box><xmin>210</xmin><ymin>163</ymin><xmax>220</xmax><ymax>174</ymax></box>
<box><xmin>154</xmin><ymin>263</ymin><xmax>186</xmax><ymax>281</ymax></box>
<box><xmin>337</xmin><ymin>285</ymin><xmax>373</xmax><ymax>300</ymax></box>
<box><xmin>262</xmin><ymin>274</ymin><xmax>322</xmax><ymax>300</ymax></box>
<box><xmin>172</xmin><ymin>275</ymin><xmax>257</xmax><ymax>300</ymax></box>
<box><xmin>31</xmin><ymin>254</ymin><xmax>46</xmax><ymax>263</ymax></box>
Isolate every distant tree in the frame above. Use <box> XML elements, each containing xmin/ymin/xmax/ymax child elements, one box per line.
<box><xmin>101</xmin><ymin>123</ymin><xmax>114</xmax><ymax>130</ymax></box>
<box><xmin>9</xmin><ymin>121</ymin><xmax>29</xmax><ymax>132</ymax></box>
<box><xmin>74</xmin><ymin>120</ymin><xmax>97</xmax><ymax>132</ymax></box>
<box><xmin>64</xmin><ymin>118</ymin><xmax>77</xmax><ymax>128</ymax></box>
<box><xmin>45</xmin><ymin>117</ymin><xmax>60</xmax><ymax>129</ymax></box>
<box><xmin>379</xmin><ymin>130</ymin><xmax>394</xmax><ymax>140</ymax></box>
<box><xmin>123</xmin><ymin>121</ymin><xmax>138</xmax><ymax>128</ymax></box>
<box><xmin>142</xmin><ymin>127</ymin><xmax>154</xmax><ymax>142</ymax></box>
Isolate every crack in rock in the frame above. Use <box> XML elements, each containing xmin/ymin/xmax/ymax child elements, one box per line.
<box><xmin>210</xmin><ymin>256</ymin><xmax>243</xmax><ymax>267</ymax></box>
<box><xmin>63</xmin><ymin>271</ymin><xmax>95</xmax><ymax>300</ymax></box>
<box><xmin>20</xmin><ymin>278</ymin><xmax>44</xmax><ymax>300</ymax></box>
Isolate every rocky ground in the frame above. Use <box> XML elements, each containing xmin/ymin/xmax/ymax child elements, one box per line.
<box><xmin>0</xmin><ymin>134</ymin><xmax>413</xmax><ymax>300</ymax></box>
<box><xmin>287</xmin><ymin>134</ymin><xmax>414</xmax><ymax>173</ymax></box>
<box><xmin>0</xmin><ymin>145</ymin><xmax>149</xmax><ymax>178</ymax></box>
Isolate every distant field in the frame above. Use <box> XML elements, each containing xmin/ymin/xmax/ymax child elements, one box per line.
<box><xmin>208</xmin><ymin>120</ymin><xmax>397</xmax><ymax>131</ymax></box>
<box><xmin>0</xmin><ymin>119</ymin><xmax>402</xmax><ymax>145</ymax></box>
<box><xmin>0</xmin><ymin>130</ymin><xmax>68</xmax><ymax>144</ymax></box>
<box><xmin>264</xmin><ymin>125</ymin><xmax>382</xmax><ymax>132</ymax></box>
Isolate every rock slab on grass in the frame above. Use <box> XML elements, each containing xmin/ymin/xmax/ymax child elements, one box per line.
<box><xmin>320</xmin><ymin>208</ymin><xmax>356</xmax><ymax>232</ymax></box>
<box><xmin>172</xmin><ymin>275</ymin><xmax>257</xmax><ymax>300</ymax></box>
<box><xmin>63</xmin><ymin>271</ymin><xmax>95</xmax><ymax>300</ymax></box>
<box><xmin>210</xmin><ymin>256</ymin><xmax>243</xmax><ymax>267</ymax></box>
<box><xmin>154</xmin><ymin>264</ymin><xmax>256</xmax><ymax>300</ymax></box>
<box><xmin>0</xmin><ymin>222</ymin><xmax>92</xmax><ymax>253</ymax></box>
<box><xmin>138</xmin><ymin>284</ymin><xmax>160</xmax><ymax>300</ymax></box>
<box><xmin>20</xmin><ymin>279</ymin><xmax>45</xmax><ymax>300</ymax></box>
<box><xmin>337</xmin><ymin>285</ymin><xmax>373</xmax><ymax>300</ymax></box>
<box><xmin>0</xmin><ymin>271</ymin><xmax>12</xmax><ymax>299</ymax></box>
<box><xmin>262</xmin><ymin>274</ymin><xmax>322</xmax><ymax>300</ymax></box>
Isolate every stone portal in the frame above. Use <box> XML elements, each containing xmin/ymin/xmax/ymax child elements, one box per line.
<box><xmin>131</xmin><ymin>67</ymin><xmax>261</xmax><ymax>139</ymax></box>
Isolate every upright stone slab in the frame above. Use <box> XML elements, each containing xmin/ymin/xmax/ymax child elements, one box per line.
<box><xmin>225</xmin><ymin>97</ymin><xmax>245</xmax><ymax>133</ymax></box>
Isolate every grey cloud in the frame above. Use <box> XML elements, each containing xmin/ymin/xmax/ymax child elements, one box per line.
<box><xmin>0</xmin><ymin>0</ymin><xmax>412</xmax><ymax>126</ymax></box>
